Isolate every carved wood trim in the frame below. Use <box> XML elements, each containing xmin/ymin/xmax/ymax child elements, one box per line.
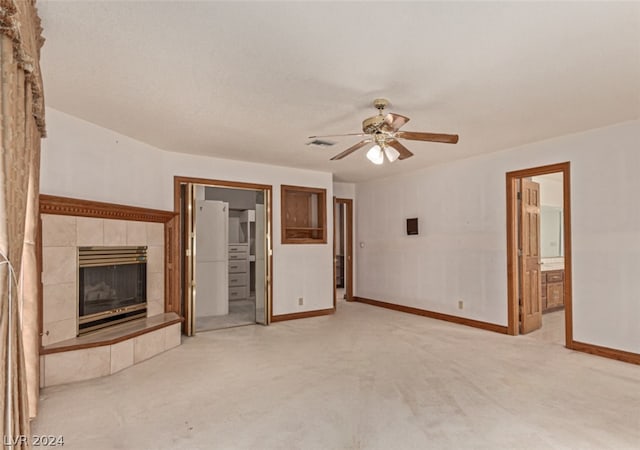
<box><xmin>40</xmin><ymin>194</ymin><xmax>176</xmax><ymax>223</ymax></box>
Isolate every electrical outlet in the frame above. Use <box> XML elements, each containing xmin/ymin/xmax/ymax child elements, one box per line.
<box><xmin>458</xmin><ymin>300</ymin><xmax>464</xmax><ymax>310</ymax></box>
<box><xmin>298</xmin><ymin>297</ymin><xmax>304</xmax><ymax>306</ymax></box>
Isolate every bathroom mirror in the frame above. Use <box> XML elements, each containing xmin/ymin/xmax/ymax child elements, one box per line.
<box><xmin>541</xmin><ymin>205</ymin><xmax>563</xmax><ymax>257</ymax></box>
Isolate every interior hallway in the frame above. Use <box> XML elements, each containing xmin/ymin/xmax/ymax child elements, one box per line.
<box><xmin>33</xmin><ymin>302</ymin><xmax>640</xmax><ymax>449</ymax></box>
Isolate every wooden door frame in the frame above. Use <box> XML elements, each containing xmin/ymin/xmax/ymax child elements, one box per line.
<box><xmin>333</xmin><ymin>197</ymin><xmax>354</xmax><ymax>307</ymax></box>
<box><xmin>506</xmin><ymin>162</ymin><xmax>573</xmax><ymax>347</ymax></box>
<box><xmin>173</xmin><ymin>176</ymin><xmax>274</xmax><ymax>330</ymax></box>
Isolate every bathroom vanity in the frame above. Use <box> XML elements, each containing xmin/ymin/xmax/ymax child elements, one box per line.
<box><xmin>541</xmin><ymin>263</ymin><xmax>564</xmax><ymax>313</ymax></box>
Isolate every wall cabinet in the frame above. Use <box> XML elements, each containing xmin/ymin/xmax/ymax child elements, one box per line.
<box><xmin>281</xmin><ymin>185</ymin><xmax>327</xmax><ymax>244</ymax></box>
<box><xmin>541</xmin><ymin>269</ymin><xmax>564</xmax><ymax>312</ymax></box>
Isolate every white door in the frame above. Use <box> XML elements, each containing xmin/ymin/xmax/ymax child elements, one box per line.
<box><xmin>195</xmin><ymin>200</ymin><xmax>229</xmax><ymax>318</ymax></box>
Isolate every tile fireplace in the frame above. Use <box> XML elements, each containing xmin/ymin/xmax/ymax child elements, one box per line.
<box><xmin>40</xmin><ymin>214</ymin><xmax>166</xmax><ymax>346</ymax></box>
<box><xmin>39</xmin><ymin>195</ymin><xmax>181</xmax><ymax>388</ymax></box>
<box><xmin>78</xmin><ymin>246</ymin><xmax>148</xmax><ymax>335</ymax></box>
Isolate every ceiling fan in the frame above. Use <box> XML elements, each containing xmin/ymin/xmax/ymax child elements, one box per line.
<box><xmin>309</xmin><ymin>98</ymin><xmax>459</xmax><ymax>164</ymax></box>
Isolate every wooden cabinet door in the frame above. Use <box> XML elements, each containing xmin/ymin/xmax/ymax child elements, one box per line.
<box><xmin>520</xmin><ymin>179</ymin><xmax>543</xmax><ymax>334</ymax></box>
<box><xmin>546</xmin><ymin>281</ymin><xmax>564</xmax><ymax>309</ymax></box>
<box><xmin>284</xmin><ymin>191</ymin><xmax>310</xmax><ymax>228</ymax></box>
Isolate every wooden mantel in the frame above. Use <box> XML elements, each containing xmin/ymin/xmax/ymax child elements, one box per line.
<box><xmin>40</xmin><ymin>194</ymin><xmax>176</xmax><ymax>223</ymax></box>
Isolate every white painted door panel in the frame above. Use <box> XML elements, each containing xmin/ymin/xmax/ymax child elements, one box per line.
<box><xmin>196</xmin><ymin>261</ymin><xmax>228</xmax><ymax>316</ymax></box>
<box><xmin>195</xmin><ymin>200</ymin><xmax>229</xmax><ymax>319</ymax></box>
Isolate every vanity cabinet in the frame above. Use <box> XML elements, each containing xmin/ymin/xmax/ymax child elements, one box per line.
<box><xmin>541</xmin><ymin>269</ymin><xmax>564</xmax><ymax>312</ymax></box>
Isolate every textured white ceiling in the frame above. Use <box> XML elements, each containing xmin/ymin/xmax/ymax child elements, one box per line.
<box><xmin>38</xmin><ymin>1</ymin><xmax>640</xmax><ymax>182</ymax></box>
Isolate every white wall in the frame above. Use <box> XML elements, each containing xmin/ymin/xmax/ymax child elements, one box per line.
<box><xmin>333</xmin><ymin>182</ymin><xmax>355</xmax><ymax>199</ymax></box>
<box><xmin>356</xmin><ymin>120</ymin><xmax>640</xmax><ymax>354</ymax></box>
<box><xmin>40</xmin><ymin>108</ymin><xmax>334</xmax><ymax>316</ymax></box>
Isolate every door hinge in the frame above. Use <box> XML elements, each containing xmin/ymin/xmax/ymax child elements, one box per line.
<box><xmin>185</xmin><ymin>249</ymin><xmax>191</xmax><ymax>257</ymax></box>
<box><xmin>517</xmin><ymin>248</ymin><xmax>523</xmax><ymax>256</ymax></box>
<box><xmin>517</xmin><ymin>192</ymin><xmax>521</xmax><ymax>200</ymax></box>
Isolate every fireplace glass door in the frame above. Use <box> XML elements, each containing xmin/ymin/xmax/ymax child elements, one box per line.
<box><xmin>79</xmin><ymin>263</ymin><xmax>146</xmax><ymax>316</ymax></box>
<box><xmin>78</xmin><ymin>246</ymin><xmax>148</xmax><ymax>334</ymax></box>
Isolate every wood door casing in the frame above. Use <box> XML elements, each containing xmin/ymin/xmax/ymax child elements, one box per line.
<box><xmin>174</xmin><ymin>176</ymin><xmax>274</xmax><ymax>329</ymax></box>
<box><xmin>334</xmin><ymin>198</ymin><xmax>353</xmax><ymax>303</ymax></box>
<box><xmin>183</xmin><ymin>184</ymin><xmax>195</xmax><ymax>336</ymax></box>
<box><xmin>342</xmin><ymin>199</ymin><xmax>353</xmax><ymax>301</ymax></box>
<box><xmin>332</xmin><ymin>196</ymin><xmax>340</xmax><ymax>310</ymax></box>
<box><xmin>506</xmin><ymin>162</ymin><xmax>574</xmax><ymax>347</ymax></box>
<box><xmin>519</xmin><ymin>179</ymin><xmax>542</xmax><ymax>334</ymax></box>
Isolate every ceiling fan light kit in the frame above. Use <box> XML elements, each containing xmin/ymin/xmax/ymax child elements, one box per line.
<box><xmin>310</xmin><ymin>98</ymin><xmax>459</xmax><ymax>165</ymax></box>
<box><xmin>366</xmin><ymin>145</ymin><xmax>384</xmax><ymax>165</ymax></box>
<box><xmin>384</xmin><ymin>145</ymin><xmax>400</xmax><ymax>162</ymax></box>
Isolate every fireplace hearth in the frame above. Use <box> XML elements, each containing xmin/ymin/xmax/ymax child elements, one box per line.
<box><xmin>78</xmin><ymin>246</ymin><xmax>147</xmax><ymax>335</ymax></box>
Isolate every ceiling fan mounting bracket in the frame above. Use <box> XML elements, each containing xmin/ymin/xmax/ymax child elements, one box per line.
<box><xmin>373</xmin><ymin>98</ymin><xmax>389</xmax><ymax>112</ymax></box>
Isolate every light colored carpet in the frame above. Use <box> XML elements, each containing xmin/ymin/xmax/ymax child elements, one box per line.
<box><xmin>33</xmin><ymin>302</ymin><xmax>640</xmax><ymax>449</ymax></box>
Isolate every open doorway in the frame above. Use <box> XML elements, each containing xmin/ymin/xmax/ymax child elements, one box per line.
<box><xmin>506</xmin><ymin>162</ymin><xmax>573</xmax><ymax>347</ymax></box>
<box><xmin>333</xmin><ymin>198</ymin><xmax>353</xmax><ymax>307</ymax></box>
<box><xmin>174</xmin><ymin>177</ymin><xmax>273</xmax><ymax>336</ymax></box>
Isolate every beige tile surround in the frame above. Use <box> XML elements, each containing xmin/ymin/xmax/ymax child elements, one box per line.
<box><xmin>41</xmin><ymin>214</ymin><xmax>165</xmax><ymax>345</ymax></box>
<box><xmin>41</xmin><ymin>214</ymin><xmax>176</xmax><ymax>387</ymax></box>
<box><xmin>40</xmin><ymin>324</ymin><xmax>181</xmax><ymax>387</ymax></box>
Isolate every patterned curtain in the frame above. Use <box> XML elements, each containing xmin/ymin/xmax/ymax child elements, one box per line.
<box><xmin>0</xmin><ymin>0</ymin><xmax>45</xmax><ymax>447</ymax></box>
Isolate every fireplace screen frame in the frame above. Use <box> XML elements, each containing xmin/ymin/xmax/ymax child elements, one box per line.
<box><xmin>78</xmin><ymin>246</ymin><xmax>148</xmax><ymax>335</ymax></box>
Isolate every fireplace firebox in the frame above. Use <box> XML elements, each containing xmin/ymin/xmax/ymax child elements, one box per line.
<box><xmin>78</xmin><ymin>246</ymin><xmax>147</xmax><ymax>335</ymax></box>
